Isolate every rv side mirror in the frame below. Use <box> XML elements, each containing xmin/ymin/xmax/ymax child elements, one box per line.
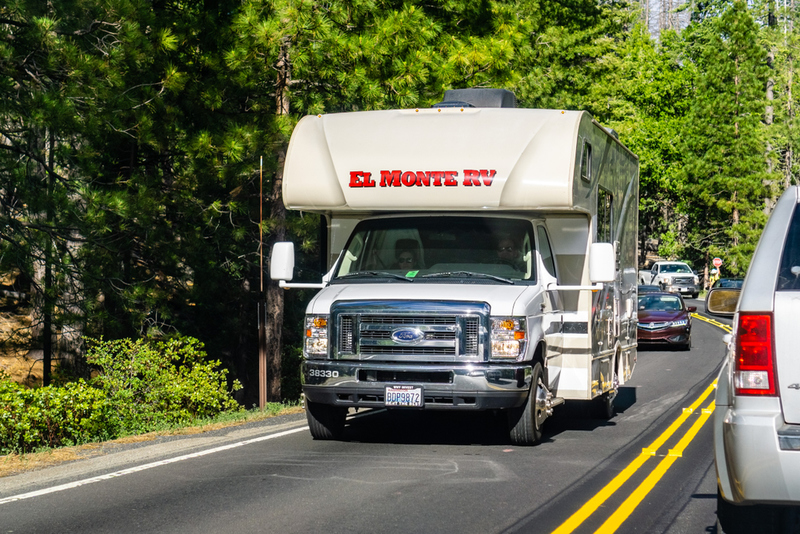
<box><xmin>589</xmin><ymin>243</ymin><xmax>615</xmax><ymax>283</ymax></box>
<box><xmin>270</xmin><ymin>242</ymin><xmax>295</xmax><ymax>281</ymax></box>
<box><xmin>705</xmin><ymin>287</ymin><xmax>740</xmax><ymax>317</ymax></box>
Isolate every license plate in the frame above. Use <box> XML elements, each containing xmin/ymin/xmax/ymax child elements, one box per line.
<box><xmin>385</xmin><ymin>385</ymin><xmax>423</xmax><ymax>407</ymax></box>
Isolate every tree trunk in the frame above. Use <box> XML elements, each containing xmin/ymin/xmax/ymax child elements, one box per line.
<box><xmin>264</xmin><ymin>36</ymin><xmax>291</xmax><ymax>402</ymax></box>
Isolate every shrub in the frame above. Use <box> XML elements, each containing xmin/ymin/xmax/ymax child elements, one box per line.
<box><xmin>0</xmin><ymin>337</ymin><xmax>243</xmax><ymax>454</ymax></box>
<box><xmin>86</xmin><ymin>336</ymin><xmax>242</xmax><ymax>434</ymax></box>
<box><xmin>0</xmin><ymin>373</ymin><xmax>115</xmax><ymax>454</ymax></box>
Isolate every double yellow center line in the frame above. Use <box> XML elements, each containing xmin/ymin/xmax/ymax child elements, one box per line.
<box><xmin>553</xmin><ymin>313</ymin><xmax>728</xmax><ymax>533</ymax></box>
<box><xmin>552</xmin><ymin>382</ymin><xmax>716</xmax><ymax>533</ymax></box>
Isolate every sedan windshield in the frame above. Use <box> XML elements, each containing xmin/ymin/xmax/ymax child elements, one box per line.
<box><xmin>638</xmin><ymin>294</ymin><xmax>684</xmax><ymax>312</ymax></box>
<box><xmin>334</xmin><ymin>216</ymin><xmax>536</xmax><ymax>283</ymax></box>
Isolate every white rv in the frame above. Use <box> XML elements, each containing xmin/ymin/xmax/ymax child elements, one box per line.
<box><xmin>271</xmin><ymin>89</ymin><xmax>639</xmax><ymax>445</ymax></box>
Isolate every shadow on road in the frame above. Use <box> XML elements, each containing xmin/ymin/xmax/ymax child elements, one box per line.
<box><xmin>337</xmin><ymin>387</ymin><xmax>638</xmax><ymax>446</ymax></box>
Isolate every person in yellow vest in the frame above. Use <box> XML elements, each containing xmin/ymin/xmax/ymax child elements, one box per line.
<box><xmin>709</xmin><ymin>268</ymin><xmax>720</xmax><ymax>288</ymax></box>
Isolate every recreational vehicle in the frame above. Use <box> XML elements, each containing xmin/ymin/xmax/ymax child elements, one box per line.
<box><xmin>270</xmin><ymin>89</ymin><xmax>639</xmax><ymax>445</ymax></box>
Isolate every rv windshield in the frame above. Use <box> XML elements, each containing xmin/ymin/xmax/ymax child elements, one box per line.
<box><xmin>333</xmin><ymin>216</ymin><xmax>536</xmax><ymax>283</ymax></box>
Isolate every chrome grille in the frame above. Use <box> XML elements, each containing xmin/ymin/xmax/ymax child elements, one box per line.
<box><xmin>330</xmin><ymin>301</ymin><xmax>489</xmax><ymax>361</ymax></box>
<box><xmin>339</xmin><ymin>316</ymin><xmax>354</xmax><ymax>353</ymax></box>
<box><xmin>364</xmin><ymin>315</ymin><xmax>456</xmax><ymax>326</ymax></box>
<box><xmin>362</xmin><ymin>346</ymin><xmax>455</xmax><ymax>355</ymax></box>
<box><xmin>464</xmin><ymin>316</ymin><xmax>479</xmax><ymax>355</ymax></box>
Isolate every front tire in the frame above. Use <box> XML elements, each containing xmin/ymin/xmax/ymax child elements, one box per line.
<box><xmin>508</xmin><ymin>362</ymin><xmax>547</xmax><ymax>445</ymax></box>
<box><xmin>306</xmin><ymin>400</ymin><xmax>347</xmax><ymax>440</ymax></box>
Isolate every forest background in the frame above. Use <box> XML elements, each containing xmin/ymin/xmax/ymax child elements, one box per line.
<box><xmin>1</xmin><ymin>0</ymin><xmax>796</xmax><ymax>406</ymax></box>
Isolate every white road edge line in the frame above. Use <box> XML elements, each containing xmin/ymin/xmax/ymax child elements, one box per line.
<box><xmin>0</xmin><ymin>425</ymin><xmax>308</xmax><ymax>505</ymax></box>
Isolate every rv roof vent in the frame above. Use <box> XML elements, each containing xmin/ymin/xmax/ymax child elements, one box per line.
<box><xmin>433</xmin><ymin>100</ymin><xmax>475</xmax><ymax>108</ymax></box>
<box><xmin>433</xmin><ymin>88</ymin><xmax>516</xmax><ymax>109</ymax></box>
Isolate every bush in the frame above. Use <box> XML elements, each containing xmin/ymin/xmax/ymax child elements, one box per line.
<box><xmin>86</xmin><ymin>336</ymin><xmax>242</xmax><ymax>434</ymax></box>
<box><xmin>0</xmin><ymin>373</ymin><xmax>115</xmax><ymax>454</ymax></box>
<box><xmin>0</xmin><ymin>336</ymin><xmax>243</xmax><ymax>454</ymax></box>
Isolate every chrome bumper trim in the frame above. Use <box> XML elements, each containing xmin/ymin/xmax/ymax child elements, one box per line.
<box><xmin>303</xmin><ymin>360</ymin><xmax>532</xmax><ymax>410</ymax></box>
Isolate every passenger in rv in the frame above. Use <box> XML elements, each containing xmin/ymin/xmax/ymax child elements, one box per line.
<box><xmin>496</xmin><ymin>237</ymin><xmax>523</xmax><ymax>270</ymax></box>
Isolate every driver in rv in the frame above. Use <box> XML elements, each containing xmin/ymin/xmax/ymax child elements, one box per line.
<box><xmin>394</xmin><ymin>239</ymin><xmax>420</xmax><ymax>270</ymax></box>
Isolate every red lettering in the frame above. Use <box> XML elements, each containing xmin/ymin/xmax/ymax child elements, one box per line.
<box><xmin>349</xmin><ymin>171</ymin><xmax>376</xmax><ymax>187</ymax></box>
<box><xmin>431</xmin><ymin>171</ymin><xmax>444</xmax><ymax>186</ymax></box>
<box><xmin>463</xmin><ymin>169</ymin><xmax>481</xmax><ymax>186</ymax></box>
<box><xmin>444</xmin><ymin>171</ymin><xmax>458</xmax><ymax>186</ymax></box>
<box><xmin>401</xmin><ymin>171</ymin><xmax>416</xmax><ymax>187</ymax></box>
<box><xmin>349</xmin><ymin>171</ymin><xmax>364</xmax><ymax>187</ymax></box>
<box><xmin>481</xmin><ymin>169</ymin><xmax>496</xmax><ymax>186</ymax></box>
<box><xmin>380</xmin><ymin>170</ymin><xmax>401</xmax><ymax>187</ymax></box>
<box><xmin>416</xmin><ymin>171</ymin><xmax>430</xmax><ymax>186</ymax></box>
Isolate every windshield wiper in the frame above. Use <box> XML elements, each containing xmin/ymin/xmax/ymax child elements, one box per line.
<box><xmin>335</xmin><ymin>271</ymin><xmax>414</xmax><ymax>282</ymax></box>
<box><xmin>422</xmin><ymin>271</ymin><xmax>515</xmax><ymax>285</ymax></box>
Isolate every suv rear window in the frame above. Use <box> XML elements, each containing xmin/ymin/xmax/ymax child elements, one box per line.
<box><xmin>778</xmin><ymin>204</ymin><xmax>800</xmax><ymax>290</ymax></box>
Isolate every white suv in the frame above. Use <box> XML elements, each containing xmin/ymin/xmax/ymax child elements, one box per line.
<box><xmin>714</xmin><ymin>185</ymin><xmax>800</xmax><ymax>532</ymax></box>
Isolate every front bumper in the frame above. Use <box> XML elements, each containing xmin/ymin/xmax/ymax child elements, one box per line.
<box><xmin>662</xmin><ymin>282</ymin><xmax>699</xmax><ymax>296</ymax></box>
<box><xmin>302</xmin><ymin>360</ymin><xmax>532</xmax><ymax>410</ymax></box>
<box><xmin>716</xmin><ymin>397</ymin><xmax>800</xmax><ymax>504</ymax></box>
<box><xmin>637</xmin><ymin>325</ymin><xmax>691</xmax><ymax>344</ymax></box>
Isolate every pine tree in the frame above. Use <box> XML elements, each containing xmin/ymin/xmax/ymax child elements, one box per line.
<box><xmin>681</xmin><ymin>0</ymin><xmax>770</xmax><ymax>275</ymax></box>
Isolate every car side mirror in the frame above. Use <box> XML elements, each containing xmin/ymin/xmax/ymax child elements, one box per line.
<box><xmin>705</xmin><ymin>287</ymin><xmax>740</xmax><ymax>317</ymax></box>
<box><xmin>589</xmin><ymin>243</ymin><xmax>615</xmax><ymax>283</ymax></box>
<box><xmin>270</xmin><ymin>242</ymin><xmax>295</xmax><ymax>281</ymax></box>
<box><xmin>687</xmin><ymin>305</ymin><xmax>697</xmax><ymax>312</ymax></box>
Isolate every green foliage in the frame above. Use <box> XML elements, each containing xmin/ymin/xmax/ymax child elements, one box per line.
<box><xmin>0</xmin><ymin>374</ymin><xmax>115</xmax><ymax>454</ymax></box>
<box><xmin>4</xmin><ymin>0</ymin><xmax>800</xmax><ymax>407</ymax></box>
<box><xmin>86</xmin><ymin>336</ymin><xmax>242</xmax><ymax>434</ymax></box>
<box><xmin>680</xmin><ymin>0</ymin><xmax>771</xmax><ymax>274</ymax></box>
<box><xmin>0</xmin><ymin>336</ymin><xmax>244</xmax><ymax>454</ymax></box>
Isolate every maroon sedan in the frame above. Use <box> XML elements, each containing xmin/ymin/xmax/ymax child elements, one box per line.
<box><xmin>637</xmin><ymin>292</ymin><xmax>696</xmax><ymax>350</ymax></box>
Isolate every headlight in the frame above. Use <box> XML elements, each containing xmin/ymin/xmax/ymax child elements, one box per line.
<box><xmin>491</xmin><ymin>317</ymin><xmax>527</xmax><ymax>360</ymax></box>
<box><xmin>305</xmin><ymin>315</ymin><xmax>329</xmax><ymax>358</ymax></box>
<box><xmin>670</xmin><ymin>319</ymin><xmax>689</xmax><ymax>327</ymax></box>
<box><xmin>662</xmin><ymin>276</ymin><xmax>672</xmax><ymax>284</ymax></box>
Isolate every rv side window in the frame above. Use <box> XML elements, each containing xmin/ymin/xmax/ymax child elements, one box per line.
<box><xmin>537</xmin><ymin>227</ymin><xmax>557</xmax><ymax>277</ymax></box>
<box><xmin>580</xmin><ymin>142</ymin><xmax>592</xmax><ymax>182</ymax></box>
<box><xmin>597</xmin><ymin>188</ymin><xmax>613</xmax><ymax>243</ymax></box>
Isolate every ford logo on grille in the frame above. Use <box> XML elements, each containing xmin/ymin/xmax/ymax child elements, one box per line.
<box><xmin>391</xmin><ymin>328</ymin><xmax>425</xmax><ymax>344</ymax></box>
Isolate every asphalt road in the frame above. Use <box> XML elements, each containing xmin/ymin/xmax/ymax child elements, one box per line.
<box><xmin>1</xmin><ymin>303</ymin><xmax>729</xmax><ymax>534</ymax></box>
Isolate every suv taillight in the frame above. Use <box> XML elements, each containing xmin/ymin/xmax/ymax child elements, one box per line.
<box><xmin>734</xmin><ymin>313</ymin><xmax>777</xmax><ymax>396</ymax></box>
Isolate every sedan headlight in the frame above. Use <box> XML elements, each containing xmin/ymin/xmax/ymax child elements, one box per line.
<box><xmin>304</xmin><ymin>315</ymin><xmax>329</xmax><ymax>358</ymax></box>
<box><xmin>491</xmin><ymin>317</ymin><xmax>527</xmax><ymax>360</ymax></box>
<box><xmin>670</xmin><ymin>319</ymin><xmax>689</xmax><ymax>327</ymax></box>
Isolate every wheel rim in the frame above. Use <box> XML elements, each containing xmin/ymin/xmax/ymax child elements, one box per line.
<box><xmin>534</xmin><ymin>377</ymin><xmax>548</xmax><ymax>429</ymax></box>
